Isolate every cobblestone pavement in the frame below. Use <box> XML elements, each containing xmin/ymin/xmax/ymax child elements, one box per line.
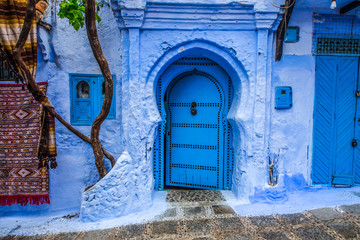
<box><xmin>2</xmin><ymin>190</ymin><xmax>360</xmax><ymax>240</ymax></box>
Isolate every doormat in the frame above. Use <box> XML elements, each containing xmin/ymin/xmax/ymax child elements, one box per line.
<box><xmin>0</xmin><ymin>83</ymin><xmax>49</xmax><ymax>206</ymax></box>
<box><xmin>166</xmin><ymin>190</ymin><xmax>225</xmax><ymax>203</ymax></box>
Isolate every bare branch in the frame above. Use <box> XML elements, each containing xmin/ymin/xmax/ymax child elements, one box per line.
<box><xmin>11</xmin><ymin>0</ymin><xmax>116</xmax><ymax>178</ymax></box>
<box><xmin>85</xmin><ymin>0</ymin><xmax>114</xmax><ymax>178</ymax></box>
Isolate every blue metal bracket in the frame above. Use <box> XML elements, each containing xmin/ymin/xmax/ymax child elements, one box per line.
<box><xmin>275</xmin><ymin>86</ymin><xmax>292</xmax><ymax>109</ymax></box>
<box><xmin>284</xmin><ymin>26</ymin><xmax>299</xmax><ymax>43</ymax></box>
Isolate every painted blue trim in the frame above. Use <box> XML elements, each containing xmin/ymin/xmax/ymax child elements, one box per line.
<box><xmin>70</xmin><ymin>73</ymin><xmax>116</xmax><ymax>125</ymax></box>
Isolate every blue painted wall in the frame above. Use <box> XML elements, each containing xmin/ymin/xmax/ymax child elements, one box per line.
<box><xmin>259</xmin><ymin>1</ymin><xmax>356</xmax><ymax>202</ymax></box>
<box><xmin>2</xmin><ymin>0</ymin><xmax>355</xmax><ymax>220</ymax></box>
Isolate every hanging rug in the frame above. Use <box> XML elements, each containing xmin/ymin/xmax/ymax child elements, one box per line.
<box><xmin>0</xmin><ymin>83</ymin><xmax>49</xmax><ymax>206</ymax></box>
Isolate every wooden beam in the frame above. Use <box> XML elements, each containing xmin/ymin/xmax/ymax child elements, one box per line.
<box><xmin>340</xmin><ymin>0</ymin><xmax>360</xmax><ymax>14</ymax></box>
<box><xmin>275</xmin><ymin>0</ymin><xmax>296</xmax><ymax>62</ymax></box>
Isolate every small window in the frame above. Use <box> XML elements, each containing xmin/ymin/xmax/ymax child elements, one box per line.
<box><xmin>70</xmin><ymin>74</ymin><xmax>116</xmax><ymax>125</ymax></box>
<box><xmin>77</xmin><ymin>81</ymin><xmax>90</xmax><ymax>98</ymax></box>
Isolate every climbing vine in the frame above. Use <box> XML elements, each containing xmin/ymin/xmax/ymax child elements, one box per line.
<box><xmin>58</xmin><ymin>0</ymin><xmax>103</xmax><ymax>30</ymax></box>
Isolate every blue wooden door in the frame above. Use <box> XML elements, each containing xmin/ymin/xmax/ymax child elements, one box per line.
<box><xmin>313</xmin><ymin>56</ymin><xmax>359</xmax><ymax>186</ymax></box>
<box><xmin>165</xmin><ymin>70</ymin><xmax>224</xmax><ymax>189</ymax></box>
<box><xmin>354</xmin><ymin>61</ymin><xmax>360</xmax><ymax>185</ymax></box>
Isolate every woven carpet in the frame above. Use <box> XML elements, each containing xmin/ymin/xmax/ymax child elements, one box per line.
<box><xmin>0</xmin><ymin>83</ymin><xmax>49</xmax><ymax>206</ymax></box>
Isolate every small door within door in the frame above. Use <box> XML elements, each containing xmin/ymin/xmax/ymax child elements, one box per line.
<box><xmin>165</xmin><ymin>70</ymin><xmax>224</xmax><ymax>189</ymax></box>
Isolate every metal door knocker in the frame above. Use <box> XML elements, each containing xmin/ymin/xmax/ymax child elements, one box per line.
<box><xmin>191</xmin><ymin>102</ymin><xmax>197</xmax><ymax>116</ymax></box>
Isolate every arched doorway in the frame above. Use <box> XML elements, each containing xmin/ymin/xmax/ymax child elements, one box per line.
<box><xmin>153</xmin><ymin>57</ymin><xmax>234</xmax><ymax>190</ymax></box>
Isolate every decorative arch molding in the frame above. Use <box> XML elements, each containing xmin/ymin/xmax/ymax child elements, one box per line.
<box><xmin>144</xmin><ymin>40</ymin><xmax>252</xmax><ymax>194</ymax></box>
<box><xmin>115</xmin><ymin>1</ymin><xmax>280</xmax><ymax>198</ymax></box>
<box><xmin>145</xmin><ymin>40</ymin><xmax>250</xmax><ymax>123</ymax></box>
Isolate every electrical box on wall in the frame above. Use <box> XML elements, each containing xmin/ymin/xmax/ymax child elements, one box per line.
<box><xmin>275</xmin><ymin>86</ymin><xmax>292</xmax><ymax>109</ymax></box>
<box><xmin>284</xmin><ymin>27</ymin><xmax>299</xmax><ymax>43</ymax></box>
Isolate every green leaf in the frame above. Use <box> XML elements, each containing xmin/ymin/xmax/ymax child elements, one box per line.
<box><xmin>95</xmin><ymin>14</ymin><xmax>101</xmax><ymax>23</ymax></box>
<box><xmin>73</xmin><ymin>21</ymin><xmax>80</xmax><ymax>31</ymax></box>
<box><xmin>58</xmin><ymin>0</ymin><xmax>104</xmax><ymax>30</ymax></box>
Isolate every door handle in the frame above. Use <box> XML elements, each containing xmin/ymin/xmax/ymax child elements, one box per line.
<box><xmin>191</xmin><ymin>102</ymin><xmax>197</xmax><ymax>116</ymax></box>
<box><xmin>352</xmin><ymin>139</ymin><xmax>357</xmax><ymax>147</ymax></box>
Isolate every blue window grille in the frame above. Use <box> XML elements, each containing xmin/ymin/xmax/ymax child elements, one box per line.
<box><xmin>70</xmin><ymin>73</ymin><xmax>115</xmax><ymax>125</ymax></box>
<box><xmin>313</xmin><ymin>14</ymin><xmax>360</xmax><ymax>55</ymax></box>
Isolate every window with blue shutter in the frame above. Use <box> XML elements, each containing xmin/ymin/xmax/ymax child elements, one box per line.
<box><xmin>97</xmin><ymin>77</ymin><xmax>115</xmax><ymax>119</ymax></box>
<box><xmin>70</xmin><ymin>74</ymin><xmax>116</xmax><ymax>125</ymax></box>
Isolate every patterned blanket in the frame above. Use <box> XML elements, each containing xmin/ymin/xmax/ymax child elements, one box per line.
<box><xmin>0</xmin><ymin>83</ymin><xmax>50</xmax><ymax>206</ymax></box>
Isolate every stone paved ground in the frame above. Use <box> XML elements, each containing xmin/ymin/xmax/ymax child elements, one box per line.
<box><xmin>2</xmin><ymin>190</ymin><xmax>360</xmax><ymax>240</ymax></box>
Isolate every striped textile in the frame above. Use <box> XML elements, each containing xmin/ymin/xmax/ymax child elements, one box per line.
<box><xmin>38</xmin><ymin>108</ymin><xmax>57</xmax><ymax>169</ymax></box>
<box><xmin>0</xmin><ymin>0</ymin><xmax>37</xmax><ymax>79</ymax></box>
<box><xmin>0</xmin><ymin>83</ymin><xmax>49</xmax><ymax>206</ymax></box>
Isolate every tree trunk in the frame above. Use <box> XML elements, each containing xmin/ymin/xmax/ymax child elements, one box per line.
<box><xmin>11</xmin><ymin>0</ymin><xmax>116</xmax><ymax>178</ymax></box>
<box><xmin>85</xmin><ymin>0</ymin><xmax>114</xmax><ymax>178</ymax></box>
